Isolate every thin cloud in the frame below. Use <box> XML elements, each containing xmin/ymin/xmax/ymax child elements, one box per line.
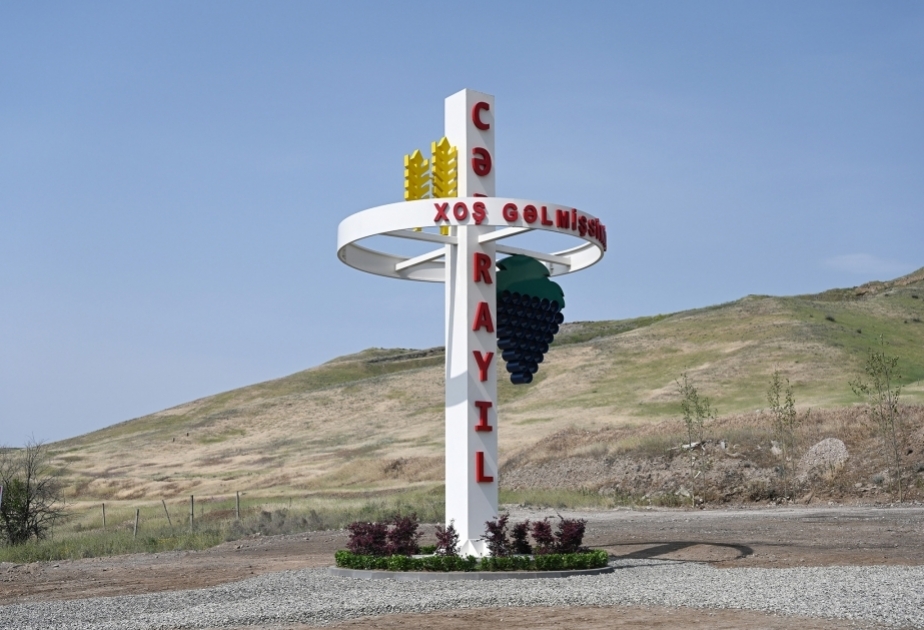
<box><xmin>824</xmin><ymin>253</ymin><xmax>913</xmax><ymax>277</ymax></box>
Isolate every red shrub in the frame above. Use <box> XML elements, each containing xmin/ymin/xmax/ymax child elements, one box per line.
<box><xmin>554</xmin><ymin>516</ymin><xmax>587</xmax><ymax>554</ymax></box>
<box><xmin>346</xmin><ymin>521</ymin><xmax>389</xmax><ymax>556</ymax></box>
<box><xmin>511</xmin><ymin>520</ymin><xmax>533</xmax><ymax>555</ymax></box>
<box><xmin>530</xmin><ymin>518</ymin><xmax>555</xmax><ymax>555</ymax></box>
<box><xmin>386</xmin><ymin>513</ymin><xmax>422</xmax><ymax>556</ymax></box>
<box><xmin>483</xmin><ymin>514</ymin><xmax>511</xmax><ymax>557</ymax></box>
<box><xmin>435</xmin><ymin>520</ymin><xmax>460</xmax><ymax>557</ymax></box>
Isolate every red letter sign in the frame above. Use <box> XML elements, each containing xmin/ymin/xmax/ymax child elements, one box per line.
<box><xmin>473</xmin><ymin>252</ymin><xmax>493</xmax><ymax>284</ymax></box>
<box><xmin>472</xmin><ymin>101</ymin><xmax>490</xmax><ymax>130</ymax></box>
<box><xmin>474</xmin><ymin>400</ymin><xmax>493</xmax><ymax>431</ymax></box>
<box><xmin>473</xmin><ymin>350</ymin><xmax>494</xmax><ymax>382</ymax></box>
<box><xmin>472</xmin><ymin>302</ymin><xmax>494</xmax><ymax>333</ymax></box>
<box><xmin>476</xmin><ymin>451</ymin><xmax>494</xmax><ymax>482</ymax></box>
<box><xmin>433</xmin><ymin>202</ymin><xmax>449</xmax><ymax>223</ymax></box>
<box><xmin>472</xmin><ymin>148</ymin><xmax>492</xmax><ymax>177</ymax></box>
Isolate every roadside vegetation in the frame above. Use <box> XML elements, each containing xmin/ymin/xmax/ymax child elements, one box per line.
<box><xmin>0</xmin><ymin>440</ymin><xmax>66</xmax><ymax>546</ymax></box>
<box><xmin>0</xmin><ymin>487</ymin><xmax>443</xmax><ymax>564</ymax></box>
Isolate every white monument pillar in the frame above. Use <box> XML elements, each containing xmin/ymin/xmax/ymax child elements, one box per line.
<box><xmin>336</xmin><ymin>88</ymin><xmax>607</xmax><ymax>559</ymax></box>
<box><xmin>443</xmin><ymin>89</ymin><xmax>497</xmax><ymax>556</ymax></box>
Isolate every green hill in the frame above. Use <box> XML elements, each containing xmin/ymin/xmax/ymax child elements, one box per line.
<box><xmin>51</xmin><ymin>267</ymin><xmax>924</xmax><ymax>504</ymax></box>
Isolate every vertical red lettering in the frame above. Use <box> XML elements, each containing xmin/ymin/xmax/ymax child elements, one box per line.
<box><xmin>474</xmin><ymin>400</ymin><xmax>493</xmax><ymax>431</ymax></box>
<box><xmin>472</xmin><ymin>102</ymin><xmax>491</xmax><ymax>130</ymax></box>
<box><xmin>473</xmin><ymin>252</ymin><xmax>493</xmax><ymax>284</ymax></box>
<box><xmin>476</xmin><ymin>451</ymin><xmax>494</xmax><ymax>482</ymax></box>
<box><xmin>472</xmin><ymin>303</ymin><xmax>494</xmax><ymax>333</ymax></box>
<box><xmin>472</xmin><ymin>148</ymin><xmax>492</xmax><ymax>177</ymax></box>
<box><xmin>578</xmin><ymin>215</ymin><xmax>587</xmax><ymax>236</ymax></box>
<box><xmin>540</xmin><ymin>206</ymin><xmax>554</xmax><ymax>226</ymax></box>
<box><xmin>571</xmin><ymin>209</ymin><xmax>578</xmax><ymax>231</ymax></box>
<box><xmin>473</xmin><ymin>350</ymin><xmax>494</xmax><ymax>381</ymax></box>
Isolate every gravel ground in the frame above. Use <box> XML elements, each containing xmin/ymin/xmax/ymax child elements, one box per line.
<box><xmin>6</xmin><ymin>558</ymin><xmax>924</xmax><ymax>629</ymax></box>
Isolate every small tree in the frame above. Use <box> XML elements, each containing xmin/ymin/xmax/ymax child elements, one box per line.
<box><xmin>435</xmin><ymin>520</ymin><xmax>460</xmax><ymax>556</ymax></box>
<box><xmin>767</xmin><ymin>370</ymin><xmax>799</xmax><ymax>499</ymax></box>
<box><xmin>0</xmin><ymin>440</ymin><xmax>66</xmax><ymax>545</ymax></box>
<box><xmin>553</xmin><ymin>516</ymin><xmax>587</xmax><ymax>553</ymax></box>
<box><xmin>510</xmin><ymin>520</ymin><xmax>532</xmax><ymax>555</ymax></box>
<box><xmin>530</xmin><ymin>518</ymin><xmax>555</xmax><ymax>555</ymax></box>
<box><xmin>482</xmin><ymin>514</ymin><xmax>510</xmax><ymax>557</ymax></box>
<box><xmin>676</xmin><ymin>374</ymin><xmax>715</xmax><ymax>507</ymax></box>
<box><xmin>386</xmin><ymin>513</ymin><xmax>422</xmax><ymax>556</ymax></box>
<box><xmin>851</xmin><ymin>339</ymin><xmax>905</xmax><ymax>502</ymax></box>
<box><xmin>346</xmin><ymin>521</ymin><xmax>389</xmax><ymax>556</ymax></box>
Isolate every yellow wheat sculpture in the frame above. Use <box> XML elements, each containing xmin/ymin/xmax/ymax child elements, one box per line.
<box><xmin>404</xmin><ymin>138</ymin><xmax>457</xmax><ymax>235</ymax></box>
<box><xmin>404</xmin><ymin>149</ymin><xmax>430</xmax><ymax>201</ymax></box>
<box><xmin>430</xmin><ymin>137</ymin><xmax>458</xmax><ymax>199</ymax></box>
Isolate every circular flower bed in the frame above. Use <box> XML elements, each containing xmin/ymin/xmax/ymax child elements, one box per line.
<box><xmin>337</xmin><ymin>512</ymin><xmax>609</xmax><ymax>572</ymax></box>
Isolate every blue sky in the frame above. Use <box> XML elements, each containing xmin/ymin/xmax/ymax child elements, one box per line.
<box><xmin>2</xmin><ymin>2</ymin><xmax>922</xmax><ymax>443</ymax></box>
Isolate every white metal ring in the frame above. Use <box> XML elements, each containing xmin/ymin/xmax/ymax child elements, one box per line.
<box><xmin>336</xmin><ymin>197</ymin><xmax>606</xmax><ymax>282</ymax></box>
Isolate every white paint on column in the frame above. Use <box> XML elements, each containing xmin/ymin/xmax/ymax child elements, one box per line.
<box><xmin>443</xmin><ymin>88</ymin><xmax>498</xmax><ymax>557</ymax></box>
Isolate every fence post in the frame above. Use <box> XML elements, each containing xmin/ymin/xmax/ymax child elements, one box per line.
<box><xmin>162</xmin><ymin>499</ymin><xmax>173</xmax><ymax>529</ymax></box>
<box><xmin>133</xmin><ymin>508</ymin><xmax>140</xmax><ymax>540</ymax></box>
<box><xmin>236</xmin><ymin>491</ymin><xmax>240</xmax><ymax>521</ymax></box>
<box><xmin>102</xmin><ymin>503</ymin><xmax>106</xmax><ymax>531</ymax></box>
<box><xmin>190</xmin><ymin>495</ymin><xmax>195</xmax><ymax>531</ymax></box>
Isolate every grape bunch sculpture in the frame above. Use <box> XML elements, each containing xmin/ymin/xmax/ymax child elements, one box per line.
<box><xmin>495</xmin><ymin>255</ymin><xmax>566</xmax><ymax>385</ymax></box>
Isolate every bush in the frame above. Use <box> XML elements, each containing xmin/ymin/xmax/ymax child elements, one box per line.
<box><xmin>0</xmin><ymin>440</ymin><xmax>66</xmax><ymax>545</ymax></box>
<box><xmin>334</xmin><ymin>550</ymin><xmax>478</xmax><ymax>572</ymax></box>
<box><xmin>346</xmin><ymin>513</ymin><xmax>422</xmax><ymax>557</ymax></box>
<box><xmin>554</xmin><ymin>516</ymin><xmax>587</xmax><ymax>554</ymax></box>
<box><xmin>530</xmin><ymin>518</ymin><xmax>555</xmax><ymax>554</ymax></box>
<box><xmin>386</xmin><ymin>513</ymin><xmax>421</xmax><ymax>555</ymax></box>
<box><xmin>435</xmin><ymin>520</ymin><xmax>460</xmax><ymax>556</ymax></box>
<box><xmin>479</xmin><ymin>554</ymin><xmax>532</xmax><ymax>571</ymax></box>
<box><xmin>534</xmin><ymin>549</ymin><xmax>608</xmax><ymax>571</ymax></box>
<box><xmin>483</xmin><ymin>514</ymin><xmax>511</xmax><ymax>557</ymax></box>
<box><xmin>333</xmin><ymin>549</ymin><xmax>609</xmax><ymax>572</ymax></box>
<box><xmin>511</xmin><ymin>519</ymin><xmax>532</xmax><ymax>555</ymax></box>
<box><xmin>346</xmin><ymin>521</ymin><xmax>388</xmax><ymax>556</ymax></box>
<box><xmin>481</xmin><ymin>515</ymin><xmax>587</xmax><ymax>555</ymax></box>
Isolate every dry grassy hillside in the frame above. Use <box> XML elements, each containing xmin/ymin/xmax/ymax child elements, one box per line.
<box><xmin>50</xmin><ymin>267</ymin><xmax>924</xmax><ymax>505</ymax></box>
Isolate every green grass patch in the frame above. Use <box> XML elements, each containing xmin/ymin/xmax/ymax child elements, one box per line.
<box><xmin>0</xmin><ymin>527</ymin><xmax>226</xmax><ymax>563</ymax></box>
<box><xmin>500</xmin><ymin>487</ymin><xmax>633</xmax><ymax>509</ymax></box>
<box><xmin>554</xmin><ymin>315</ymin><xmax>669</xmax><ymax>346</ymax></box>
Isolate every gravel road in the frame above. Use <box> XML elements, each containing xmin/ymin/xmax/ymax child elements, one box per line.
<box><xmin>6</xmin><ymin>557</ymin><xmax>924</xmax><ymax>629</ymax></box>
